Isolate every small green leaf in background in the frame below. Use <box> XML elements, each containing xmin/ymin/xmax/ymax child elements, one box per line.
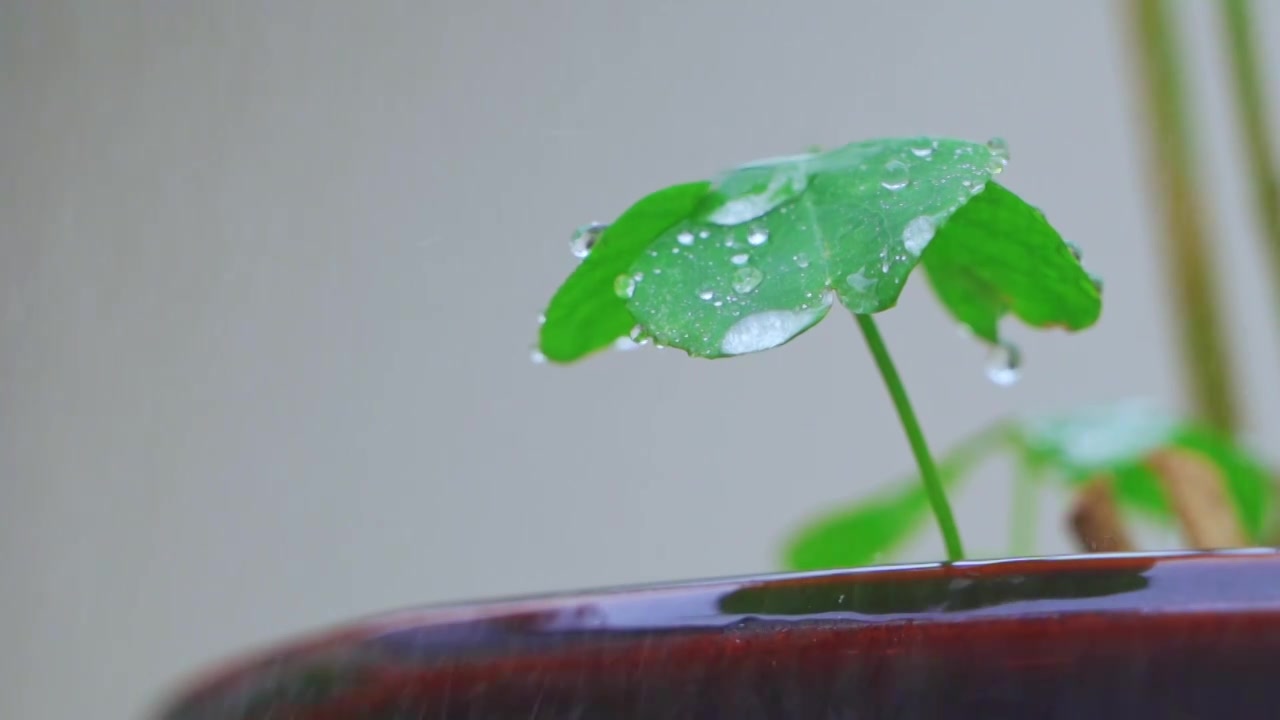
<box><xmin>783</xmin><ymin>428</ymin><xmax>1008</xmax><ymax>570</ymax></box>
<box><xmin>539</xmin><ymin>137</ymin><xmax>1102</xmax><ymax>363</ymax></box>
<box><xmin>1019</xmin><ymin>400</ymin><xmax>1276</xmax><ymax>542</ymax></box>
<box><xmin>784</xmin><ymin>480</ymin><xmax>933</xmax><ymax>571</ymax></box>
<box><xmin>783</xmin><ymin>401</ymin><xmax>1278</xmax><ymax>571</ymax></box>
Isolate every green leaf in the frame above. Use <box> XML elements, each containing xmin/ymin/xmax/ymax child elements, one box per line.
<box><xmin>921</xmin><ymin>183</ymin><xmax>1102</xmax><ymax>343</ymax></box>
<box><xmin>539</xmin><ymin>181</ymin><xmax>710</xmax><ymax>362</ymax></box>
<box><xmin>626</xmin><ymin>139</ymin><xmax>1006</xmax><ymax>357</ymax></box>
<box><xmin>1018</xmin><ymin>401</ymin><xmax>1276</xmax><ymax>542</ymax></box>
<box><xmin>783</xmin><ymin>426</ymin><xmax>1008</xmax><ymax>570</ymax></box>
<box><xmin>783</xmin><ymin>480</ymin><xmax>933</xmax><ymax>571</ymax></box>
<box><xmin>540</xmin><ymin>137</ymin><xmax>1102</xmax><ymax>362</ymax></box>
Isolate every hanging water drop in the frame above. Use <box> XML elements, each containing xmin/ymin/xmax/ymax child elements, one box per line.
<box><xmin>614</xmin><ymin>274</ymin><xmax>636</xmax><ymax>299</ymax></box>
<box><xmin>719</xmin><ymin>295</ymin><xmax>833</xmax><ymax>356</ymax></box>
<box><xmin>731</xmin><ymin>266</ymin><xmax>764</xmax><ymax>294</ymax></box>
<box><xmin>530</xmin><ymin>348</ymin><xmax>547</xmax><ymax>364</ymax></box>
<box><xmin>705</xmin><ymin>159</ymin><xmax>809</xmax><ymax>226</ymax></box>
<box><xmin>986</xmin><ymin>137</ymin><xmax>1009</xmax><ymax>174</ymax></box>
<box><xmin>676</xmin><ymin>231</ymin><xmax>695</xmax><ymax>246</ymax></box>
<box><xmin>537</xmin><ymin>313</ymin><xmax>546</xmax><ymax>325</ymax></box>
<box><xmin>880</xmin><ymin>159</ymin><xmax>909</xmax><ymax>190</ymax></box>
<box><xmin>846</xmin><ymin>268</ymin><xmax>877</xmax><ymax>292</ymax></box>
<box><xmin>747</xmin><ymin>228</ymin><xmax>769</xmax><ymax>246</ymax></box>
<box><xmin>902</xmin><ymin>216</ymin><xmax>938</xmax><ymax>255</ymax></box>
<box><xmin>730</xmin><ymin>253</ymin><xmax>750</xmax><ymax>266</ymax></box>
<box><xmin>570</xmin><ymin>222</ymin><xmax>607</xmax><ymax>258</ymax></box>
<box><xmin>985</xmin><ymin>342</ymin><xmax>1022</xmax><ymax>386</ymax></box>
<box><xmin>910</xmin><ymin>142</ymin><xmax>934</xmax><ymax>158</ymax></box>
<box><xmin>612</xmin><ymin>336</ymin><xmax>643</xmax><ymax>352</ymax></box>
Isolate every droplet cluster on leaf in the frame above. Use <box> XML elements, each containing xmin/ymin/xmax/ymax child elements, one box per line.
<box><xmin>538</xmin><ymin>137</ymin><xmax>1102</xmax><ymax>379</ymax></box>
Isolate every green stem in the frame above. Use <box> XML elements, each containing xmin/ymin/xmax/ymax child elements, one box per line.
<box><xmin>854</xmin><ymin>313</ymin><xmax>965</xmax><ymax>562</ymax></box>
<box><xmin>1219</xmin><ymin>0</ymin><xmax>1280</xmax><ymax>318</ymax></box>
<box><xmin>1128</xmin><ymin>0</ymin><xmax>1241</xmax><ymax>436</ymax></box>
<box><xmin>1010</xmin><ymin>454</ymin><xmax>1041</xmax><ymax>557</ymax></box>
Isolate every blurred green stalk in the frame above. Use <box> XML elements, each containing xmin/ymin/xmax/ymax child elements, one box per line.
<box><xmin>1128</xmin><ymin>0</ymin><xmax>1241</xmax><ymax>437</ymax></box>
<box><xmin>1219</xmin><ymin>0</ymin><xmax>1280</xmax><ymax>321</ymax></box>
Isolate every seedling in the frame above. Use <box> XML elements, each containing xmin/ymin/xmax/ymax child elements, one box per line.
<box><xmin>784</xmin><ymin>400</ymin><xmax>1277</xmax><ymax>569</ymax></box>
<box><xmin>538</xmin><ymin>137</ymin><xmax>1102</xmax><ymax>561</ymax></box>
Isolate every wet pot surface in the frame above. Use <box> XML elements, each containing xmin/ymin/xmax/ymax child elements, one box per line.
<box><xmin>160</xmin><ymin>551</ymin><xmax>1280</xmax><ymax>719</ymax></box>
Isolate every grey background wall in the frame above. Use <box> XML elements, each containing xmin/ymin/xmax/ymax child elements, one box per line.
<box><xmin>3</xmin><ymin>1</ymin><xmax>1279</xmax><ymax>717</ymax></box>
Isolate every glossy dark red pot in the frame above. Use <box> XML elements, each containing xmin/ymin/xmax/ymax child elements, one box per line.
<box><xmin>157</xmin><ymin>550</ymin><xmax>1280</xmax><ymax>719</ymax></box>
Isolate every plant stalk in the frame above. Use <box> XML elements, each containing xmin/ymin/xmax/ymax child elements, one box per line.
<box><xmin>1219</xmin><ymin>0</ymin><xmax>1280</xmax><ymax>319</ymax></box>
<box><xmin>1010</xmin><ymin>455</ymin><xmax>1040</xmax><ymax>557</ymax></box>
<box><xmin>1127</xmin><ymin>0</ymin><xmax>1241</xmax><ymax>436</ymax></box>
<box><xmin>854</xmin><ymin>313</ymin><xmax>965</xmax><ymax>562</ymax></box>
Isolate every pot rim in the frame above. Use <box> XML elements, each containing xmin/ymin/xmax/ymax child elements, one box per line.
<box><xmin>158</xmin><ymin>548</ymin><xmax>1280</xmax><ymax>718</ymax></box>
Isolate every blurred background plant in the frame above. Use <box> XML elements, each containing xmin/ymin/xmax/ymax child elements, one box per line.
<box><xmin>785</xmin><ymin>0</ymin><xmax>1280</xmax><ymax>568</ymax></box>
<box><xmin>6</xmin><ymin>2</ymin><xmax>1280</xmax><ymax>719</ymax></box>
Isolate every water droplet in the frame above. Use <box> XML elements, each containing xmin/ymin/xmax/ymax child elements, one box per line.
<box><xmin>570</xmin><ymin>222</ymin><xmax>607</xmax><ymax>258</ymax></box>
<box><xmin>910</xmin><ymin>142</ymin><xmax>934</xmax><ymax>158</ymax></box>
<box><xmin>613</xmin><ymin>336</ymin><xmax>643</xmax><ymax>352</ymax></box>
<box><xmin>719</xmin><ymin>297</ymin><xmax>832</xmax><ymax>356</ymax></box>
<box><xmin>845</xmin><ymin>268</ymin><xmax>877</xmax><ymax>292</ymax></box>
<box><xmin>985</xmin><ymin>342</ymin><xmax>1022</xmax><ymax>386</ymax></box>
<box><xmin>902</xmin><ymin>216</ymin><xmax>937</xmax><ymax>255</ymax></box>
<box><xmin>698</xmin><ymin>230</ymin><xmax>711</xmax><ymax>239</ymax></box>
<box><xmin>881</xmin><ymin>160</ymin><xmax>909</xmax><ymax>191</ymax></box>
<box><xmin>530</xmin><ymin>348</ymin><xmax>547</xmax><ymax>364</ymax></box>
<box><xmin>730</xmin><ymin>253</ymin><xmax>750</xmax><ymax>266</ymax></box>
<box><xmin>671</xmin><ymin>247</ymin><xmax>681</xmax><ymax>254</ymax></box>
<box><xmin>732</xmin><ymin>266</ymin><xmax>764</xmax><ymax>294</ymax></box>
<box><xmin>986</xmin><ymin>137</ymin><xmax>1009</xmax><ymax>174</ymax></box>
<box><xmin>705</xmin><ymin>161</ymin><xmax>809</xmax><ymax>226</ymax></box>
<box><xmin>614</xmin><ymin>274</ymin><xmax>635</xmax><ymax>299</ymax></box>
<box><xmin>537</xmin><ymin>313</ymin><xmax>546</xmax><ymax>325</ymax></box>
<box><xmin>698</xmin><ymin>289</ymin><xmax>715</xmax><ymax>301</ymax></box>
<box><xmin>969</xmin><ymin>182</ymin><xmax>987</xmax><ymax>196</ymax></box>
<box><xmin>793</xmin><ymin>253</ymin><xmax>810</xmax><ymax>268</ymax></box>
<box><xmin>676</xmin><ymin>231</ymin><xmax>695</xmax><ymax>246</ymax></box>
<box><xmin>629</xmin><ymin>324</ymin><xmax>647</xmax><ymax>342</ymax></box>
<box><xmin>747</xmin><ymin>228</ymin><xmax>769</xmax><ymax>246</ymax></box>
<box><xmin>713</xmin><ymin>300</ymin><xmax>723</xmax><ymax>307</ymax></box>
